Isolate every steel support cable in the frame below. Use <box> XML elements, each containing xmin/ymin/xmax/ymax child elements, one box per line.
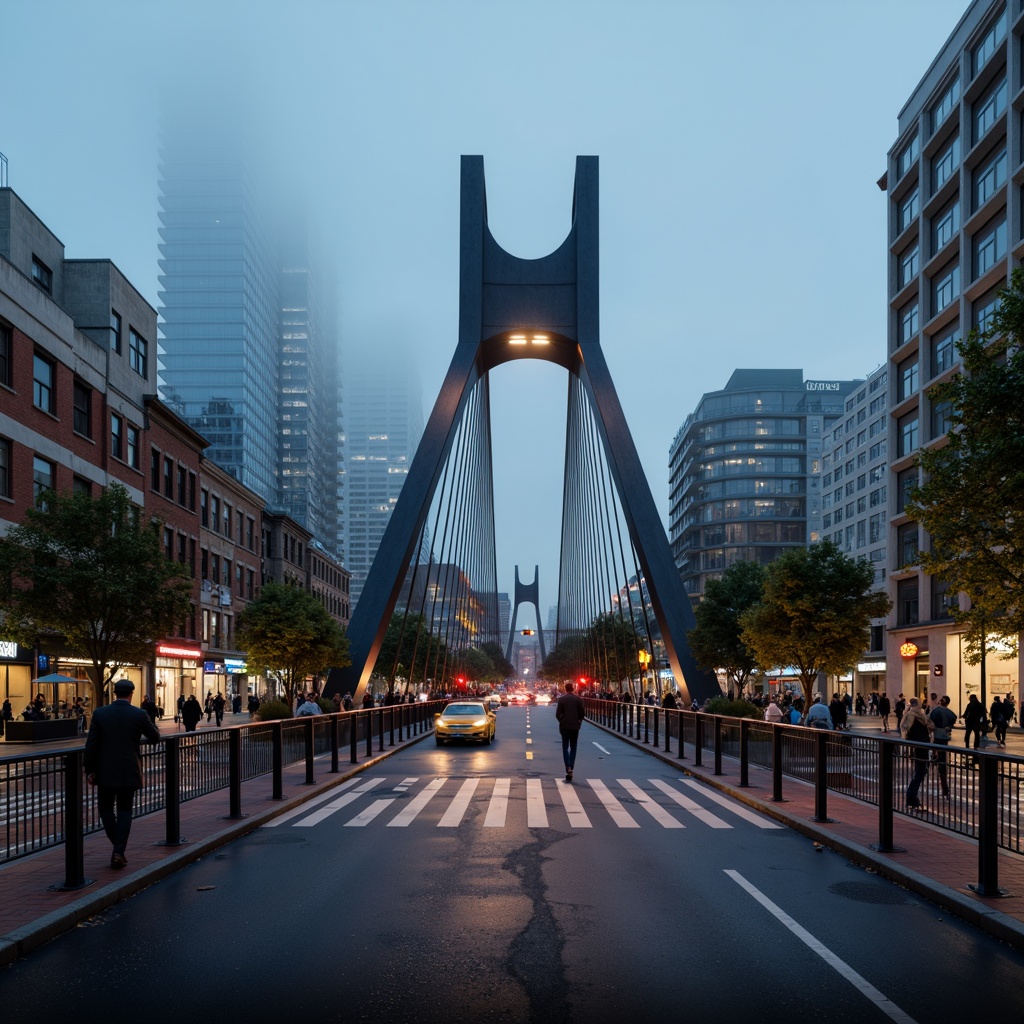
<box><xmin>555</xmin><ymin>372</ymin><xmax>575</xmax><ymax>652</ymax></box>
<box><xmin>574</xmin><ymin>381</ymin><xmax>602</xmax><ymax>680</ymax></box>
<box><xmin>387</xmin><ymin>515</ymin><xmax>432</xmax><ymax>692</ymax></box>
<box><xmin>562</xmin><ymin>377</ymin><xmax>586</xmax><ymax>675</ymax></box>
<box><xmin>579</xmin><ymin>380</ymin><xmax>607</xmax><ymax>683</ymax></box>
<box><xmin>580</xmin><ymin>387</ymin><xmax>622</xmax><ymax>689</ymax></box>
<box><xmin>629</xmin><ymin>534</ymin><xmax>658</xmax><ymax>698</ymax></box>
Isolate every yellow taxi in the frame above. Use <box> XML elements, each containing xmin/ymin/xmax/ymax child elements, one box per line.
<box><xmin>434</xmin><ymin>700</ymin><xmax>497</xmax><ymax>746</ymax></box>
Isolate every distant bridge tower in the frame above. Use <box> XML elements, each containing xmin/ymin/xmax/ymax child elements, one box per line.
<box><xmin>505</xmin><ymin>565</ymin><xmax>547</xmax><ymax>666</ymax></box>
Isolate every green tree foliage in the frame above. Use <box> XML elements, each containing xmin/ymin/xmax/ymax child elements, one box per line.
<box><xmin>235</xmin><ymin>581</ymin><xmax>350</xmax><ymax>707</ymax></box>
<box><xmin>372</xmin><ymin>611</ymin><xmax>447</xmax><ymax>691</ymax></box>
<box><xmin>479</xmin><ymin>641</ymin><xmax>515</xmax><ymax>680</ymax></box>
<box><xmin>451</xmin><ymin>645</ymin><xmax>494</xmax><ymax>685</ymax></box>
<box><xmin>687</xmin><ymin>560</ymin><xmax>766</xmax><ymax>696</ymax></box>
<box><xmin>908</xmin><ymin>267</ymin><xmax>1024</xmax><ymax>662</ymax></box>
<box><xmin>739</xmin><ymin>540</ymin><xmax>890</xmax><ymax>712</ymax></box>
<box><xmin>539</xmin><ymin>612</ymin><xmax>639</xmax><ymax>688</ymax></box>
<box><xmin>0</xmin><ymin>484</ymin><xmax>193</xmax><ymax>707</ymax></box>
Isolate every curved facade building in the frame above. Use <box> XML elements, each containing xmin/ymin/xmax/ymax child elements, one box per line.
<box><xmin>669</xmin><ymin>369</ymin><xmax>859</xmax><ymax>600</ymax></box>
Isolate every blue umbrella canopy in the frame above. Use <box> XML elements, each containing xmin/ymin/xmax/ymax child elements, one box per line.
<box><xmin>32</xmin><ymin>673</ymin><xmax>80</xmax><ymax>684</ymax></box>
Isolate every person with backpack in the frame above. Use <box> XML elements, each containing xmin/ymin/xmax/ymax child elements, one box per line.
<box><xmin>901</xmin><ymin>697</ymin><xmax>934</xmax><ymax>809</ymax></box>
<box><xmin>929</xmin><ymin>695</ymin><xmax>957</xmax><ymax>799</ymax></box>
<box><xmin>989</xmin><ymin>696</ymin><xmax>1009</xmax><ymax>747</ymax></box>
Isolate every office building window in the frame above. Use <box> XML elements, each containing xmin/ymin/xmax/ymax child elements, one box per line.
<box><xmin>899</xmin><ymin>302</ymin><xmax>919</xmax><ymax>345</ymax></box>
<box><xmin>111</xmin><ymin>413</ymin><xmax>123</xmax><ymax>460</ymax></box>
<box><xmin>201</xmin><ymin>489</ymin><xmax>209</xmax><ymax>527</ymax></box>
<box><xmin>973</xmin><ymin>78</ymin><xmax>1007</xmax><ymax>143</ymax></box>
<box><xmin>974</xmin><ymin>287</ymin><xmax>1001</xmax><ymax>332</ymax></box>
<box><xmin>151</xmin><ymin>448</ymin><xmax>161</xmax><ymax>490</ymax></box>
<box><xmin>897</xmin><ymin>578</ymin><xmax>919</xmax><ymax>626</ymax></box>
<box><xmin>211</xmin><ymin>495</ymin><xmax>220</xmax><ymax>533</ymax></box>
<box><xmin>73</xmin><ymin>475</ymin><xmax>90</xmax><ymax>496</ymax></box>
<box><xmin>31</xmin><ymin>256</ymin><xmax>52</xmax><ymax>293</ymax></box>
<box><xmin>73</xmin><ymin>381</ymin><xmax>91</xmax><ymax>437</ymax></box>
<box><xmin>110</xmin><ymin>309</ymin><xmax>122</xmax><ymax>353</ymax></box>
<box><xmin>33</xmin><ymin>353</ymin><xmax>55</xmax><ymax>413</ymax></box>
<box><xmin>127</xmin><ymin>424</ymin><xmax>139</xmax><ymax>469</ymax></box>
<box><xmin>973</xmin><ymin>9</ymin><xmax>1007</xmax><ymax>73</ymax></box>
<box><xmin>177</xmin><ymin>465</ymin><xmax>187</xmax><ymax>506</ymax></box>
<box><xmin>128</xmin><ymin>327</ymin><xmax>148</xmax><ymax>378</ymax></box>
<box><xmin>33</xmin><ymin>456</ymin><xmax>54</xmax><ymax>502</ymax></box>
<box><xmin>931</xmin><ymin>324</ymin><xmax>960</xmax><ymax>376</ymax></box>
<box><xmin>898</xmin><ymin>523</ymin><xmax>919</xmax><ymax>567</ymax></box>
<box><xmin>932</xmin><ymin>578</ymin><xmax>956</xmax><ymax>620</ymax></box>
<box><xmin>896</xmin><ymin>467</ymin><xmax>918</xmax><ymax>513</ymax></box>
<box><xmin>164</xmin><ymin>527</ymin><xmax>174</xmax><ymax>562</ymax></box>
<box><xmin>932</xmin><ymin>262</ymin><xmax>959</xmax><ymax>313</ymax></box>
<box><xmin>898</xmin><ymin>413</ymin><xmax>919</xmax><ymax>457</ymax></box>
<box><xmin>163</xmin><ymin>456</ymin><xmax>173</xmax><ymax>498</ymax></box>
<box><xmin>973</xmin><ymin>218</ymin><xmax>1006</xmax><ymax>278</ymax></box>
<box><xmin>869</xmin><ymin>513</ymin><xmax>883</xmax><ymax>543</ymax></box>
<box><xmin>898</xmin><ymin>356</ymin><xmax>919</xmax><ymax>401</ymax></box>
<box><xmin>932</xmin><ymin>198</ymin><xmax>959</xmax><ymax>252</ymax></box>
<box><xmin>931</xmin><ymin>76</ymin><xmax>959</xmax><ymax>133</ymax></box>
<box><xmin>899</xmin><ymin>188</ymin><xmax>919</xmax><ymax>232</ymax></box>
<box><xmin>0</xmin><ymin>322</ymin><xmax>10</xmax><ymax>388</ymax></box>
<box><xmin>188</xmin><ymin>472</ymin><xmax>196</xmax><ymax>511</ymax></box>
<box><xmin>974</xmin><ymin>147</ymin><xmax>1006</xmax><ymax>210</ymax></box>
<box><xmin>932</xmin><ymin>136</ymin><xmax>960</xmax><ymax>190</ymax></box>
<box><xmin>899</xmin><ymin>244</ymin><xmax>919</xmax><ymax>288</ymax></box>
<box><xmin>897</xmin><ymin>135</ymin><xmax>919</xmax><ymax>179</ymax></box>
<box><xmin>0</xmin><ymin>437</ymin><xmax>10</xmax><ymax>499</ymax></box>
<box><xmin>931</xmin><ymin>399</ymin><xmax>953</xmax><ymax>438</ymax></box>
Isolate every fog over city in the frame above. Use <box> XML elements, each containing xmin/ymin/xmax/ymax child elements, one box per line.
<box><xmin>3</xmin><ymin>0</ymin><xmax>968</xmax><ymax>618</ymax></box>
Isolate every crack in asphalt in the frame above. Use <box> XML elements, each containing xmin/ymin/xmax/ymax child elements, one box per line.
<box><xmin>502</xmin><ymin>834</ymin><xmax>574</xmax><ymax>1024</ymax></box>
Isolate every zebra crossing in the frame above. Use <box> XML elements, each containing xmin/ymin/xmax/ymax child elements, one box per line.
<box><xmin>262</xmin><ymin>776</ymin><xmax>784</xmax><ymax>832</ymax></box>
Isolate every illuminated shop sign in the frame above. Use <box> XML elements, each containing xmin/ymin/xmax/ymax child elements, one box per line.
<box><xmin>857</xmin><ymin>662</ymin><xmax>886</xmax><ymax>672</ymax></box>
<box><xmin>900</xmin><ymin>642</ymin><xmax>919</xmax><ymax>659</ymax></box>
<box><xmin>224</xmin><ymin>658</ymin><xmax>248</xmax><ymax>674</ymax></box>
<box><xmin>0</xmin><ymin>641</ymin><xmax>21</xmax><ymax>659</ymax></box>
<box><xmin>156</xmin><ymin>643</ymin><xmax>203</xmax><ymax>660</ymax></box>
<box><xmin>805</xmin><ymin>381</ymin><xmax>841</xmax><ymax>391</ymax></box>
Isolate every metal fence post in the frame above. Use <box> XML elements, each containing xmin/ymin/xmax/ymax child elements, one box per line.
<box><xmin>272</xmin><ymin>721</ymin><xmax>284</xmax><ymax>800</ymax></box>
<box><xmin>304</xmin><ymin>717</ymin><xmax>315</xmax><ymax>784</ymax></box>
<box><xmin>162</xmin><ymin>734</ymin><xmax>183</xmax><ymax>844</ymax></box>
<box><xmin>330</xmin><ymin>714</ymin><xmax>340</xmax><ymax>773</ymax></box>
<box><xmin>771</xmin><ymin>725</ymin><xmax>784</xmax><ymax>802</ymax></box>
<box><xmin>351</xmin><ymin>712</ymin><xmax>359</xmax><ymax>764</ymax></box>
<box><xmin>677</xmin><ymin>710</ymin><xmax>686</xmax><ymax>760</ymax></box>
<box><xmin>366</xmin><ymin>710</ymin><xmax>374</xmax><ymax>758</ymax></box>
<box><xmin>389</xmin><ymin>706</ymin><xmax>396</xmax><ymax>747</ymax></box>
<box><xmin>694</xmin><ymin>714</ymin><xmax>703</xmax><ymax>768</ymax></box>
<box><xmin>813</xmin><ymin>729</ymin><xmax>830</xmax><ymax>822</ymax></box>
<box><xmin>653</xmin><ymin>708</ymin><xmax>659</xmax><ymax>748</ymax></box>
<box><xmin>872</xmin><ymin>738</ymin><xmax>898</xmax><ymax>852</ymax></box>
<box><xmin>739</xmin><ymin>719</ymin><xmax>749</xmax><ymax>788</ymax></box>
<box><xmin>377</xmin><ymin>707</ymin><xmax>385</xmax><ymax>753</ymax></box>
<box><xmin>228</xmin><ymin>727</ymin><xmax>243</xmax><ymax>819</ymax></box>
<box><xmin>713</xmin><ymin>717</ymin><xmax>723</xmax><ymax>775</ymax></box>
<box><xmin>56</xmin><ymin>750</ymin><xmax>89</xmax><ymax>890</ymax></box>
<box><xmin>665</xmin><ymin>710</ymin><xmax>672</xmax><ymax>753</ymax></box>
<box><xmin>969</xmin><ymin>755</ymin><xmax>1006</xmax><ymax>897</ymax></box>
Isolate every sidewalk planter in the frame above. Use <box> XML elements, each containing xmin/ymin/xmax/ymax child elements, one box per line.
<box><xmin>4</xmin><ymin>720</ymin><xmax>80</xmax><ymax>742</ymax></box>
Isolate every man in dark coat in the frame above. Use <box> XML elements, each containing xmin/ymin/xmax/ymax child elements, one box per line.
<box><xmin>83</xmin><ymin>679</ymin><xmax>161</xmax><ymax>869</ymax></box>
<box><xmin>181</xmin><ymin>694</ymin><xmax>204</xmax><ymax>732</ymax></box>
<box><xmin>555</xmin><ymin>681</ymin><xmax>586</xmax><ymax>782</ymax></box>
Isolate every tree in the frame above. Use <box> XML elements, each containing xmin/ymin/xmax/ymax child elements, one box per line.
<box><xmin>907</xmin><ymin>266</ymin><xmax>1024</xmax><ymax>662</ymax></box>
<box><xmin>479</xmin><ymin>641</ymin><xmax>515</xmax><ymax>680</ymax></box>
<box><xmin>687</xmin><ymin>560</ymin><xmax>766</xmax><ymax>697</ymax></box>
<box><xmin>0</xmin><ymin>484</ymin><xmax>193</xmax><ymax>707</ymax></box>
<box><xmin>372</xmin><ymin>611</ymin><xmax>449</xmax><ymax>691</ymax></box>
<box><xmin>588</xmin><ymin>611</ymin><xmax>641</xmax><ymax>688</ymax></box>
<box><xmin>235</xmin><ymin>581</ymin><xmax>350</xmax><ymax>707</ymax></box>
<box><xmin>739</xmin><ymin>540</ymin><xmax>890</xmax><ymax>713</ymax></box>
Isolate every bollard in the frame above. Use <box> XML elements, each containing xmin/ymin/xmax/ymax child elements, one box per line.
<box><xmin>228</xmin><ymin>727</ymin><xmax>243</xmax><ymax>818</ymax></box>
<box><xmin>872</xmin><ymin>738</ymin><xmax>898</xmax><ymax>852</ymax></box>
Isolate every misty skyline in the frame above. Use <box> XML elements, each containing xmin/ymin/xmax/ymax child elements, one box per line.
<box><xmin>2</xmin><ymin>0</ymin><xmax>971</xmax><ymax>619</ymax></box>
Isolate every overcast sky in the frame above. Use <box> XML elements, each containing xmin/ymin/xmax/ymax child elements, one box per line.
<box><xmin>3</xmin><ymin>0</ymin><xmax>970</xmax><ymax>623</ymax></box>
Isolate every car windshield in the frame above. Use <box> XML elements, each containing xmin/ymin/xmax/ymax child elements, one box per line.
<box><xmin>444</xmin><ymin>704</ymin><xmax>485</xmax><ymax>716</ymax></box>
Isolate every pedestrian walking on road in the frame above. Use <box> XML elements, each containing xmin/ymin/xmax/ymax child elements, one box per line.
<box><xmin>213</xmin><ymin>692</ymin><xmax>226</xmax><ymax>727</ymax></box>
<box><xmin>929</xmin><ymin>695</ymin><xmax>956</xmax><ymax>799</ymax></box>
<box><xmin>181</xmin><ymin>694</ymin><xmax>203</xmax><ymax>732</ymax></box>
<box><xmin>555</xmin><ymin>681</ymin><xmax>586</xmax><ymax>782</ymax></box>
<box><xmin>878</xmin><ymin>693</ymin><xmax>891</xmax><ymax>732</ymax></box>
<box><xmin>895</xmin><ymin>694</ymin><xmax>907</xmax><ymax>732</ymax></box>
<box><xmin>82</xmin><ymin>679</ymin><xmax>161</xmax><ymax>869</ymax></box>
<box><xmin>962</xmin><ymin>694</ymin><xmax>985</xmax><ymax>752</ymax></box>
<box><xmin>901</xmin><ymin>697</ymin><xmax>934</xmax><ymax>809</ymax></box>
<box><xmin>990</xmin><ymin>696</ymin><xmax>1009</xmax><ymax>747</ymax></box>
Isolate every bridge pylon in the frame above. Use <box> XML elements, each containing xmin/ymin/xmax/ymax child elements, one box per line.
<box><xmin>506</xmin><ymin>565</ymin><xmax>547</xmax><ymax>666</ymax></box>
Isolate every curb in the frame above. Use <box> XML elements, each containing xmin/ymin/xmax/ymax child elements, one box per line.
<box><xmin>0</xmin><ymin>730</ymin><xmax>432</xmax><ymax>967</ymax></box>
<box><xmin>589</xmin><ymin>718</ymin><xmax>1024</xmax><ymax>953</ymax></box>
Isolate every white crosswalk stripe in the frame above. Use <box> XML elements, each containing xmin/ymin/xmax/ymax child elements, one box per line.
<box><xmin>283</xmin><ymin>776</ymin><xmax>785</xmax><ymax>832</ymax></box>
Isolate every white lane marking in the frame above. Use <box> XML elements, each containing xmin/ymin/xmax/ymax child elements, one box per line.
<box><xmin>438</xmin><ymin>778</ymin><xmax>479</xmax><ymax>827</ymax></box>
<box><xmin>680</xmin><ymin>779</ymin><xmax>783</xmax><ymax>828</ymax></box>
<box><xmin>592</xmin><ymin>742</ymin><xmax>611</xmax><ymax>755</ymax></box>
<box><xmin>556</xmin><ymin>779</ymin><xmax>592</xmax><ymax>827</ymax></box>
<box><xmin>345</xmin><ymin>798</ymin><xmax>395</xmax><ymax>826</ymax></box>
<box><xmin>262</xmin><ymin>778</ymin><xmax>360</xmax><ymax>827</ymax></box>
<box><xmin>587</xmin><ymin>778</ymin><xmax>639</xmax><ymax>828</ymax></box>
<box><xmin>394</xmin><ymin>778</ymin><xmax>418</xmax><ymax>791</ymax></box>
<box><xmin>527</xmin><ymin>778</ymin><xmax>548</xmax><ymax>827</ymax></box>
<box><xmin>725</xmin><ymin>870</ymin><xmax>919</xmax><ymax>1024</ymax></box>
<box><xmin>484</xmin><ymin>778</ymin><xmax>511</xmax><ymax>827</ymax></box>
<box><xmin>649</xmin><ymin>780</ymin><xmax>732</xmax><ymax>828</ymax></box>
<box><xmin>618</xmin><ymin>779</ymin><xmax>684</xmax><ymax>828</ymax></box>
<box><xmin>294</xmin><ymin>778</ymin><xmax>384</xmax><ymax>827</ymax></box>
<box><xmin>387</xmin><ymin>778</ymin><xmax>447</xmax><ymax>826</ymax></box>
<box><xmin>526</xmin><ymin>738</ymin><xmax>532</xmax><ymax>744</ymax></box>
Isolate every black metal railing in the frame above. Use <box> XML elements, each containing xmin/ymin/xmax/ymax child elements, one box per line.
<box><xmin>585</xmin><ymin>698</ymin><xmax>1023</xmax><ymax>897</ymax></box>
<box><xmin>0</xmin><ymin>701</ymin><xmax>445</xmax><ymax>888</ymax></box>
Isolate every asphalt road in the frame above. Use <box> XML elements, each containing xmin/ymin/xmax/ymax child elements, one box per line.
<box><xmin>1</xmin><ymin>705</ymin><xmax>1022</xmax><ymax>1024</ymax></box>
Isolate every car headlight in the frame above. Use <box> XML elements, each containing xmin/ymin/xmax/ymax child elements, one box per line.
<box><xmin>472</xmin><ymin>718</ymin><xmax>487</xmax><ymax>727</ymax></box>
